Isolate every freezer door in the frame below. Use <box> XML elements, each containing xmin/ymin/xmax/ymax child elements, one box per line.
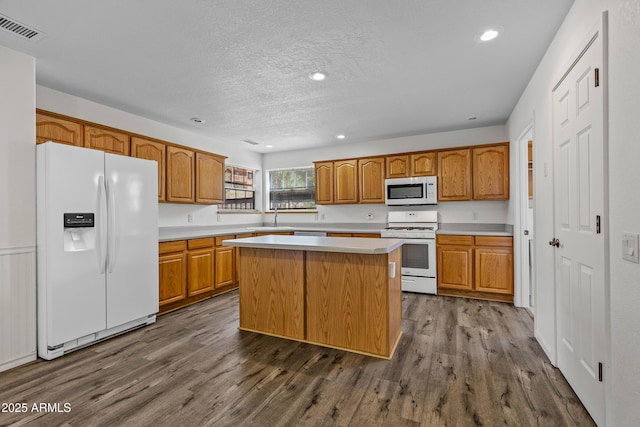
<box><xmin>36</xmin><ymin>143</ymin><xmax>107</xmax><ymax>349</ymax></box>
<box><xmin>105</xmin><ymin>153</ymin><xmax>159</xmax><ymax>328</ymax></box>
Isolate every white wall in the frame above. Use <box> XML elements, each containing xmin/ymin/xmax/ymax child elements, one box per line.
<box><xmin>263</xmin><ymin>125</ymin><xmax>511</xmax><ymax>225</ymax></box>
<box><xmin>0</xmin><ymin>45</ymin><xmax>37</xmax><ymax>371</ymax></box>
<box><xmin>36</xmin><ymin>86</ymin><xmax>263</xmax><ymax>227</ymax></box>
<box><xmin>506</xmin><ymin>0</ymin><xmax>640</xmax><ymax>424</ymax></box>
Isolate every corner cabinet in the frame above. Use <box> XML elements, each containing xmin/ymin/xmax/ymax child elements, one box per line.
<box><xmin>437</xmin><ymin>234</ymin><xmax>513</xmax><ymax>303</ymax></box>
<box><xmin>195</xmin><ymin>152</ymin><xmax>224</xmax><ymax>204</ymax></box>
<box><xmin>438</xmin><ymin>149</ymin><xmax>472</xmax><ymax>201</ymax></box>
<box><xmin>36</xmin><ymin>113</ymin><xmax>84</xmax><ymax>146</ymax></box>
<box><xmin>334</xmin><ymin>159</ymin><xmax>358</xmax><ymax>204</ymax></box>
<box><xmin>473</xmin><ymin>144</ymin><xmax>509</xmax><ymax>200</ymax></box>
<box><xmin>167</xmin><ymin>146</ymin><xmax>195</xmax><ymax>203</ymax></box>
<box><xmin>314</xmin><ymin>161</ymin><xmax>334</xmax><ymax>205</ymax></box>
<box><xmin>358</xmin><ymin>157</ymin><xmax>385</xmax><ymax>203</ymax></box>
<box><xmin>130</xmin><ymin>137</ymin><xmax>166</xmax><ymax>201</ymax></box>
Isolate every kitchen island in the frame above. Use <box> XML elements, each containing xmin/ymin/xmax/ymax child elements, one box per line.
<box><xmin>223</xmin><ymin>235</ymin><xmax>404</xmax><ymax>359</ymax></box>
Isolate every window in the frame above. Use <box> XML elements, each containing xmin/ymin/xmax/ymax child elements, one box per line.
<box><xmin>268</xmin><ymin>167</ymin><xmax>316</xmax><ymax>210</ymax></box>
<box><xmin>220</xmin><ymin>165</ymin><xmax>256</xmax><ymax>210</ymax></box>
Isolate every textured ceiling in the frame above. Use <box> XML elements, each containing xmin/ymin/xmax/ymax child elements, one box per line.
<box><xmin>0</xmin><ymin>0</ymin><xmax>573</xmax><ymax>153</ymax></box>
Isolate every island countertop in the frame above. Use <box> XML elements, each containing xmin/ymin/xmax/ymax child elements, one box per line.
<box><xmin>222</xmin><ymin>234</ymin><xmax>404</xmax><ymax>254</ymax></box>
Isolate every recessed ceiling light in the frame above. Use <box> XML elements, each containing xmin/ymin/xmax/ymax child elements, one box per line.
<box><xmin>480</xmin><ymin>29</ymin><xmax>500</xmax><ymax>42</ymax></box>
<box><xmin>190</xmin><ymin>117</ymin><xmax>205</xmax><ymax>123</ymax></box>
<box><xmin>336</xmin><ymin>134</ymin><xmax>346</xmax><ymax>140</ymax></box>
<box><xmin>265</xmin><ymin>145</ymin><xmax>273</xmax><ymax>148</ymax></box>
<box><xmin>309</xmin><ymin>71</ymin><xmax>327</xmax><ymax>81</ymax></box>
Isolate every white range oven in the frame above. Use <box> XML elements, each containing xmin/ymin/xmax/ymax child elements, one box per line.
<box><xmin>380</xmin><ymin>211</ymin><xmax>437</xmax><ymax>294</ymax></box>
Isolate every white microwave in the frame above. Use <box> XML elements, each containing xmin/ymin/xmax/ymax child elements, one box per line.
<box><xmin>385</xmin><ymin>176</ymin><xmax>437</xmax><ymax>205</ymax></box>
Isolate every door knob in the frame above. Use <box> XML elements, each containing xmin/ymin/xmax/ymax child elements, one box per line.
<box><xmin>548</xmin><ymin>238</ymin><xmax>560</xmax><ymax>247</ymax></box>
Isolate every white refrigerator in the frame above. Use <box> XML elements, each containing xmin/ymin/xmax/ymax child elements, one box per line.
<box><xmin>37</xmin><ymin>142</ymin><xmax>159</xmax><ymax>360</ymax></box>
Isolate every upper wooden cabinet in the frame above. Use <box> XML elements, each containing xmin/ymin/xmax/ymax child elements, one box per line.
<box><xmin>84</xmin><ymin>125</ymin><xmax>130</xmax><ymax>155</ymax></box>
<box><xmin>195</xmin><ymin>152</ymin><xmax>224</xmax><ymax>204</ymax></box>
<box><xmin>130</xmin><ymin>137</ymin><xmax>166</xmax><ymax>201</ymax></box>
<box><xmin>167</xmin><ymin>146</ymin><xmax>195</xmax><ymax>203</ymax></box>
<box><xmin>334</xmin><ymin>159</ymin><xmax>358</xmax><ymax>204</ymax></box>
<box><xmin>36</xmin><ymin>113</ymin><xmax>84</xmax><ymax>146</ymax></box>
<box><xmin>385</xmin><ymin>155</ymin><xmax>409</xmax><ymax>178</ymax></box>
<box><xmin>473</xmin><ymin>144</ymin><xmax>509</xmax><ymax>200</ymax></box>
<box><xmin>410</xmin><ymin>152</ymin><xmax>437</xmax><ymax>176</ymax></box>
<box><xmin>438</xmin><ymin>149</ymin><xmax>472</xmax><ymax>201</ymax></box>
<box><xmin>315</xmin><ymin>161</ymin><xmax>334</xmax><ymax>205</ymax></box>
<box><xmin>358</xmin><ymin>157</ymin><xmax>385</xmax><ymax>203</ymax></box>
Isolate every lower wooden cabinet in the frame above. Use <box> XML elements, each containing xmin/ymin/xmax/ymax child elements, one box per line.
<box><xmin>159</xmin><ymin>241</ymin><xmax>188</xmax><ymax>306</ymax></box>
<box><xmin>437</xmin><ymin>234</ymin><xmax>513</xmax><ymax>302</ymax></box>
<box><xmin>159</xmin><ymin>236</ymin><xmax>241</xmax><ymax>314</ymax></box>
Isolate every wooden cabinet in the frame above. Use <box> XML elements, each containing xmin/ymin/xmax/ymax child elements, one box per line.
<box><xmin>159</xmin><ymin>241</ymin><xmax>188</xmax><ymax>307</ymax></box>
<box><xmin>36</xmin><ymin>112</ymin><xmax>83</xmax><ymax>146</ymax></box>
<box><xmin>358</xmin><ymin>157</ymin><xmax>385</xmax><ymax>203</ymax></box>
<box><xmin>314</xmin><ymin>161</ymin><xmax>334</xmax><ymax>204</ymax></box>
<box><xmin>385</xmin><ymin>155</ymin><xmax>409</xmax><ymax>178</ymax></box>
<box><xmin>411</xmin><ymin>152</ymin><xmax>437</xmax><ymax>176</ymax></box>
<box><xmin>195</xmin><ymin>152</ymin><xmax>224</xmax><ymax>204</ymax></box>
<box><xmin>167</xmin><ymin>146</ymin><xmax>195</xmax><ymax>203</ymax></box>
<box><xmin>473</xmin><ymin>144</ymin><xmax>509</xmax><ymax>200</ymax></box>
<box><xmin>187</xmin><ymin>238</ymin><xmax>215</xmax><ymax>297</ymax></box>
<box><xmin>437</xmin><ymin>234</ymin><xmax>513</xmax><ymax>302</ymax></box>
<box><xmin>84</xmin><ymin>125</ymin><xmax>130</xmax><ymax>155</ymax></box>
<box><xmin>131</xmin><ymin>137</ymin><xmax>166</xmax><ymax>201</ymax></box>
<box><xmin>438</xmin><ymin>149</ymin><xmax>472</xmax><ymax>201</ymax></box>
<box><xmin>334</xmin><ymin>159</ymin><xmax>358</xmax><ymax>204</ymax></box>
<box><xmin>214</xmin><ymin>236</ymin><xmax>235</xmax><ymax>288</ymax></box>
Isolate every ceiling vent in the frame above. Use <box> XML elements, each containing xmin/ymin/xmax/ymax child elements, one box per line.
<box><xmin>243</xmin><ymin>139</ymin><xmax>259</xmax><ymax>146</ymax></box>
<box><xmin>0</xmin><ymin>14</ymin><xmax>45</xmax><ymax>41</ymax></box>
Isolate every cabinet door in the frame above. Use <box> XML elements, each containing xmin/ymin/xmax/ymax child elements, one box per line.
<box><xmin>159</xmin><ymin>252</ymin><xmax>187</xmax><ymax>306</ymax></box>
<box><xmin>385</xmin><ymin>155</ymin><xmax>409</xmax><ymax>178</ymax></box>
<box><xmin>473</xmin><ymin>144</ymin><xmax>509</xmax><ymax>200</ymax></box>
<box><xmin>84</xmin><ymin>125</ymin><xmax>130</xmax><ymax>155</ymax></box>
<box><xmin>131</xmin><ymin>137</ymin><xmax>166</xmax><ymax>201</ymax></box>
<box><xmin>437</xmin><ymin>245</ymin><xmax>473</xmax><ymax>290</ymax></box>
<box><xmin>334</xmin><ymin>159</ymin><xmax>358</xmax><ymax>204</ymax></box>
<box><xmin>475</xmin><ymin>247</ymin><xmax>513</xmax><ymax>294</ymax></box>
<box><xmin>438</xmin><ymin>149</ymin><xmax>471</xmax><ymax>201</ymax></box>
<box><xmin>314</xmin><ymin>162</ymin><xmax>334</xmax><ymax>204</ymax></box>
<box><xmin>187</xmin><ymin>247</ymin><xmax>215</xmax><ymax>296</ymax></box>
<box><xmin>36</xmin><ymin>113</ymin><xmax>84</xmax><ymax>146</ymax></box>
<box><xmin>358</xmin><ymin>157</ymin><xmax>385</xmax><ymax>203</ymax></box>
<box><xmin>195</xmin><ymin>152</ymin><xmax>224</xmax><ymax>204</ymax></box>
<box><xmin>215</xmin><ymin>246</ymin><xmax>235</xmax><ymax>288</ymax></box>
<box><xmin>410</xmin><ymin>152</ymin><xmax>437</xmax><ymax>176</ymax></box>
<box><xmin>167</xmin><ymin>146</ymin><xmax>195</xmax><ymax>202</ymax></box>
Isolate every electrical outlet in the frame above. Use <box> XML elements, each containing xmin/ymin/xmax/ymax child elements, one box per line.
<box><xmin>187</xmin><ymin>214</ymin><xmax>193</xmax><ymax>223</ymax></box>
<box><xmin>472</xmin><ymin>211</ymin><xmax>479</xmax><ymax>221</ymax></box>
<box><xmin>622</xmin><ymin>233</ymin><xmax>639</xmax><ymax>263</ymax></box>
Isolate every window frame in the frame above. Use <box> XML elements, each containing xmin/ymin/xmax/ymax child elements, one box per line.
<box><xmin>219</xmin><ymin>164</ymin><xmax>259</xmax><ymax>212</ymax></box>
<box><xmin>265</xmin><ymin>166</ymin><xmax>317</xmax><ymax>212</ymax></box>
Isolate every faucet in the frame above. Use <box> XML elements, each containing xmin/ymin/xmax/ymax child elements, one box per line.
<box><xmin>273</xmin><ymin>204</ymin><xmax>278</xmax><ymax>227</ymax></box>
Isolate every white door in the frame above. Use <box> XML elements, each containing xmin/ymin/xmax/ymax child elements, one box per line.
<box><xmin>552</xmin><ymin>30</ymin><xmax>606</xmax><ymax>425</ymax></box>
<box><xmin>37</xmin><ymin>143</ymin><xmax>107</xmax><ymax>349</ymax></box>
<box><xmin>105</xmin><ymin>154</ymin><xmax>159</xmax><ymax>328</ymax></box>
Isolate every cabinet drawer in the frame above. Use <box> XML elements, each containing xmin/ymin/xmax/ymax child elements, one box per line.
<box><xmin>437</xmin><ymin>235</ymin><xmax>474</xmax><ymax>245</ymax></box>
<box><xmin>215</xmin><ymin>235</ymin><xmax>236</xmax><ymax>246</ymax></box>
<box><xmin>475</xmin><ymin>236</ymin><xmax>513</xmax><ymax>247</ymax></box>
<box><xmin>159</xmin><ymin>240</ymin><xmax>187</xmax><ymax>254</ymax></box>
<box><xmin>187</xmin><ymin>237</ymin><xmax>215</xmax><ymax>250</ymax></box>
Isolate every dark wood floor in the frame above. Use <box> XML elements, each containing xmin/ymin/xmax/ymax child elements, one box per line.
<box><xmin>0</xmin><ymin>291</ymin><xmax>595</xmax><ymax>427</ymax></box>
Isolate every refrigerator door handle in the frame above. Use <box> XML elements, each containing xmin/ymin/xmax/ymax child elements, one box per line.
<box><xmin>106</xmin><ymin>178</ymin><xmax>117</xmax><ymax>273</ymax></box>
<box><xmin>97</xmin><ymin>175</ymin><xmax>107</xmax><ymax>274</ymax></box>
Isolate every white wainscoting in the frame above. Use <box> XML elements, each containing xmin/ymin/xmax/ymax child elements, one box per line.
<box><xmin>0</xmin><ymin>246</ymin><xmax>36</xmax><ymax>372</ymax></box>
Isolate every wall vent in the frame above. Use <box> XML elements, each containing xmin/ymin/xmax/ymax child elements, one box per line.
<box><xmin>0</xmin><ymin>14</ymin><xmax>45</xmax><ymax>41</ymax></box>
<box><xmin>243</xmin><ymin>139</ymin><xmax>259</xmax><ymax>146</ymax></box>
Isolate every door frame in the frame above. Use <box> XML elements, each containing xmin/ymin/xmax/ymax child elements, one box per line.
<box><xmin>514</xmin><ymin>124</ymin><xmax>534</xmax><ymax>309</ymax></box>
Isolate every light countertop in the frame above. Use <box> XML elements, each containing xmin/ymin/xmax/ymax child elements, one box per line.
<box><xmin>222</xmin><ymin>235</ymin><xmax>404</xmax><ymax>254</ymax></box>
<box><xmin>436</xmin><ymin>223</ymin><xmax>513</xmax><ymax>236</ymax></box>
